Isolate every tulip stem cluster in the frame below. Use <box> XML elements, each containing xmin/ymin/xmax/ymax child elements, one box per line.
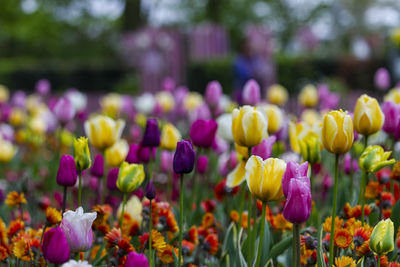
<box><xmin>255</xmin><ymin>201</ymin><xmax>266</xmax><ymax>267</ymax></box>
<box><xmin>328</xmin><ymin>154</ymin><xmax>339</xmax><ymax>267</ymax></box>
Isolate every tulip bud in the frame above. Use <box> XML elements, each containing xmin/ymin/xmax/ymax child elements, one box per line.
<box><xmin>138</xmin><ymin>144</ymin><xmax>156</xmax><ymax>163</ymax></box>
<box><xmin>60</xmin><ymin>207</ymin><xmax>97</xmax><ymax>253</ymax></box>
<box><xmin>160</xmin><ymin>123</ymin><xmax>181</xmax><ymax>151</ymax></box>
<box><xmin>90</xmin><ymin>154</ymin><xmax>104</xmax><ymax>178</ymax></box>
<box><xmin>298</xmin><ymin>134</ymin><xmax>321</xmax><ymax>164</ymax></box>
<box><xmin>41</xmin><ymin>227</ymin><xmax>70</xmax><ymax>264</ymax></box>
<box><xmin>125</xmin><ymin>144</ymin><xmax>140</xmax><ymax>164</ymax></box>
<box><xmin>259</xmin><ymin>104</ymin><xmax>283</xmax><ymax>134</ymax></box>
<box><xmin>205</xmin><ymin>81</ymin><xmax>222</xmax><ymax>108</ymax></box>
<box><xmin>73</xmin><ymin>137</ymin><xmax>91</xmax><ymax>172</ymax></box>
<box><xmin>267</xmin><ymin>84</ymin><xmax>288</xmax><ymax>106</ymax></box>
<box><xmin>145</xmin><ymin>180</ymin><xmax>156</xmax><ymax>200</ymax></box>
<box><xmin>382</xmin><ymin>101</ymin><xmax>400</xmax><ymax>136</ymax></box>
<box><xmin>190</xmin><ymin>119</ymin><xmax>218</xmax><ymax>148</ymax></box>
<box><xmin>245</xmin><ymin>156</ymin><xmax>286</xmax><ymax>202</ymax></box>
<box><xmin>105</xmin><ymin>139</ymin><xmax>129</xmax><ymax>167</ymax></box>
<box><xmin>353</xmin><ymin>94</ymin><xmax>384</xmax><ymax>136</ymax></box>
<box><xmin>321</xmin><ymin>110</ymin><xmax>354</xmax><ymax>154</ymax></box>
<box><xmin>216</xmin><ymin>113</ymin><xmax>233</xmax><ymax>142</ymax></box>
<box><xmin>283</xmin><ymin>177</ymin><xmax>311</xmax><ymax>223</ymax></box>
<box><xmin>242</xmin><ymin>79</ymin><xmax>261</xmax><ymax>105</ymax></box>
<box><xmin>173</xmin><ymin>140</ymin><xmax>195</xmax><ymax>174</ymax></box>
<box><xmin>54</xmin><ymin>97</ymin><xmax>76</xmax><ymax>125</ymax></box>
<box><xmin>116</xmin><ymin>162</ymin><xmax>145</xmax><ymax>193</ymax></box>
<box><xmin>232</xmin><ymin>105</ymin><xmax>268</xmax><ymax>147</ymax></box>
<box><xmin>107</xmin><ymin>168</ymin><xmax>119</xmax><ymax>190</ymax></box>
<box><xmin>196</xmin><ymin>155</ymin><xmax>209</xmax><ymax>174</ymax></box>
<box><xmin>125</xmin><ymin>251</ymin><xmax>149</xmax><ymax>267</ymax></box>
<box><xmin>84</xmin><ymin>115</ymin><xmax>125</xmax><ymax>150</ymax></box>
<box><xmin>57</xmin><ymin>155</ymin><xmax>78</xmax><ymax>187</ymax></box>
<box><xmin>369</xmin><ymin>218</ymin><xmax>394</xmax><ymax>255</ymax></box>
<box><xmin>359</xmin><ymin>145</ymin><xmax>395</xmax><ymax>173</ymax></box>
<box><xmin>299</xmin><ymin>85</ymin><xmax>318</xmax><ymax>108</ymax></box>
<box><xmin>252</xmin><ymin>136</ymin><xmax>276</xmax><ymax>160</ymax></box>
<box><xmin>142</xmin><ymin>118</ymin><xmax>160</xmax><ymax>147</ymax></box>
<box><xmin>374</xmin><ymin>68</ymin><xmax>390</xmax><ymax>90</ymax></box>
<box><xmin>282</xmin><ymin>161</ymin><xmax>309</xmax><ymax>197</ymax></box>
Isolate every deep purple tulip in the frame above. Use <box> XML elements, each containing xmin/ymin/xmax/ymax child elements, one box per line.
<box><xmin>375</xmin><ymin>68</ymin><xmax>390</xmax><ymax>90</ymax></box>
<box><xmin>57</xmin><ymin>155</ymin><xmax>78</xmax><ymax>187</ymax></box>
<box><xmin>242</xmin><ymin>79</ymin><xmax>261</xmax><ymax>105</ymax></box>
<box><xmin>189</xmin><ymin>119</ymin><xmax>218</xmax><ymax>148</ymax></box>
<box><xmin>124</xmin><ymin>251</ymin><xmax>149</xmax><ymax>267</ymax></box>
<box><xmin>142</xmin><ymin>118</ymin><xmax>160</xmax><ymax>147</ymax></box>
<box><xmin>107</xmin><ymin>168</ymin><xmax>119</xmax><ymax>190</ymax></box>
<box><xmin>252</xmin><ymin>136</ymin><xmax>276</xmax><ymax>160</ymax></box>
<box><xmin>382</xmin><ymin>101</ymin><xmax>400</xmax><ymax>136</ymax></box>
<box><xmin>283</xmin><ymin>178</ymin><xmax>311</xmax><ymax>223</ymax></box>
<box><xmin>126</xmin><ymin>144</ymin><xmax>140</xmax><ymax>164</ymax></box>
<box><xmin>138</xmin><ymin>144</ymin><xmax>156</xmax><ymax>163</ymax></box>
<box><xmin>145</xmin><ymin>180</ymin><xmax>156</xmax><ymax>200</ymax></box>
<box><xmin>90</xmin><ymin>154</ymin><xmax>104</xmax><ymax>178</ymax></box>
<box><xmin>54</xmin><ymin>97</ymin><xmax>76</xmax><ymax>125</ymax></box>
<box><xmin>196</xmin><ymin>155</ymin><xmax>209</xmax><ymax>174</ymax></box>
<box><xmin>173</xmin><ymin>140</ymin><xmax>195</xmax><ymax>174</ymax></box>
<box><xmin>42</xmin><ymin>227</ymin><xmax>70</xmax><ymax>264</ymax></box>
<box><xmin>205</xmin><ymin>81</ymin><xmax>222</xmax><ymax>108</ymax></box>
<box><xmin>282</xmin><ymin>161</ymin><xmax>309</xmax><ymax>198</ymax></box>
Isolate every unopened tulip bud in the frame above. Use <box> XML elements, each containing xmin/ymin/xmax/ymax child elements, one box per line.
<box><xmin>205</xmin><ymin>81</ymin><xmax>222</xmax><ymax>108</ymax></box>
<box><xmin>190</xmin><ymin>119</ymin><xmax>218</xmax><ymax>148</ymax></box>
<box><xmin>267</xmin><ymin>84</ymin><xmax>288</xmax><ymax>106</ymax></box>
<box><xmin>57</xmin><ymin>155</ymin><xmax>77</xmax><ymax>187</ymax></box>
<box><xmin>160</xmin><ymin>123</ymin><xmax>181</xmax><ymax>151</ymax></box>
<box><xmin>73</xmin><ymin>137</ymin><xmax>91</xmax><ymax>172</ymax></box>
<box><xmin>374</xmin><ymin>68</ymin><xmax>390</xmax><ymax>90</ymax></box>
<box><xmin>173</xmin><ymin>140</ymin><xmax>195</xmax><ymax>174</ymax></box>
<box><xmin>321</xmin><ymin>110</ymin><xmax>353</xmax><ymax>154</ymax></box>
<box><xmin>242</xmin><ymin>79</ymin><xmax>261</xmax><ymax>105</ymax></box>
<box><xmin>299</xmin><ymin>85</ymin><xmax>318</xmax><ymax>108</ymax></box>
<box><xmin>353</xmin><ymin>94</ymin><xmax>384</xmax><ymax>136</ymax></box>
<box><xmin>142</xmin><ymin>118</ymin><xmax>160</xmax><ymax>147</ymax></box>
<box><xmin>298</xmin><ymin>135</ymin><xmax>321</xmax><ymax>164</ymax></box>
<box><xmin>359</xmin><ymin>145</ymin><xmax>395</xmax><ymax>173</ymax></box>
<box><xmin>369</xmin><ymin>218</ymin><xmax>394</xmax><ymax>255</ymax></box>
<box><xmin>145</xmin><ymin>180</ymin><xmax>156</xmax><ymax>200</ymax></box>
<box><xmin>116</xmin><ymin>162</ymin><xmax>145</xmax><ymax>193</ymax></box>
<box><xmin>196</xmin><ymin>155</ymin><xmax>209</xmax><ymax>174</ymax></box>
<box><xmin>54</xmin><ymin>97</ymin><xmax>76</xmax><ymax>125</ymax></box>
<box><xmin>107</xmin><ymin>168</ymin><xmax>119</xmax><ymax>190</ymax></box>
<box><xmin>90</xmin><ymin>154</ymin><xmax>104</xmax><ymax>178</ymax></box>
<box><xmin>42</xmin><ymin>227</ymin><xmax>70</xmax><ymax>264</ymax></box>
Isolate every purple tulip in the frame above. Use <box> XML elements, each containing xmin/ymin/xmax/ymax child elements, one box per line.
<box><xmin>382</xmin><ymin>101</ymin><xmax>400</xmax><ymax>136</ymax></box>
<box><xmin>190</xmin><ymin>119</ymin><xmax>218</xmax><ymax>148</ymax></box>
<box><xmin>374</xmin><ymin>68</ymin><xmax>390</xmax><ymax>90</ymax></box>
<box><xmin>145</xmin><ymin>180</ymin><xmax>156</xmax><ymax>200</ymax></box>
<box><xmin>283</xmin><ymin>178</ymin><xmax>311</xmax><ymax>223</ymax></box>
<box><xmin>252</xmin><ymin>136</ymin><xmax>276</xmax><ymax>160</ymax></box>
<box><xmin>142</xmin><ymin>118</ymin><xmax>160</xmax><ymax>147</ymax></box>
<box><xmin>212</xmin><ymin>135</ymin><xmax>229</xmax><ymax>154</ymax></box>
<box><xmin>54</xmin><ymin>97</ymin><xmax>76</xmax><ymax>125</ymax></box>
<box><xmin>173</xmin><ymin>140</ymin><xmax>195</xmax><ymax>174</ymax></box>
<box><xmin>344</xmin><ymin>154</ymin><xmax>352</xmax><ymax>174</ymax></box>
<box><xmin>318</xmin><ymin>84</ymin><xmax>340</xmax><ymax>110</ymax></box>
<box><xmin>196</xmin><ymin>155</ymin><xmax>209</xmax><ymax>174</ymax></box>
<box><xmin>162</xmin><ymin>77</ymin><xmax>175</xmax><ymax>92</ymax></box>
<box><xmin>138</xmin><ymin>144</ymin><xmax>156</xmax><ymax>163</ymax></box>
<box><xmin>242</xmin><ymin>79</ymin><xmax>260</xmax><ymax>105</ymax></box>
<box><xmin>282</xmin><ymin>161</ymin><xmax>309</xmax><ymax>198</ymax></box>
<box><xmin>42</xmin><ymin>227</ymin><xmax>70</xmax><ymax>264</ymax></box>
<box><xmin>35</xmin><ymin>79</ymin><xmax>51</xmax><ymax>95</ymax></box>
<box><xmin>107</xmin><ymin>168</ymin><xmax>119</xmax><ymax>190</ymax></box>
<box><xmin>57</xmin><ymin>155</ymin><xmax>77</xmax><ymax>187</ymax></box>
<box><xmin>126</xmin><ymin>144</ymin><xmax>140</xmax><ymax>164</ymax></box>
<box><xmin>205</xmin><ymin>81</ymin><xmax>222</xmax><ymax>108</ymax></box>
<box><xmin>90</xmin><ymin>154</ymin><xmax>104</xmax><ymax>178</ymax></box>
<box><xmin>125</xmin><ymin>251</ymin><xmax>149</xmax><ymax>267</ymax></box>
<box><xmin>189</xmin><ymin>104</ymin><xmax>211</xmax><ymax>122</ymax></box>
<box><xmin>160</xmin><ymin>151</ymin><xmax>174</xmax><ymax>173</ymax></box>
<box><xmin>89</xmin><ymin>177</ymin><xmax>98</xmax><ymax>190</ymax></box>
<box><xmin>11</xmin><ymin>91</ymin><xmax>26</xmax><ymax>108</ymax></box>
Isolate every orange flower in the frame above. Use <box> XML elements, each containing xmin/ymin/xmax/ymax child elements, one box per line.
<box><xmin>300</xmin><ymin>248</ymin><xmax>314</xmax><ymax>265</ymax></box>
<box><xmin>45</xmin><ymin>207</ymin><xmax>61</xmax><ymax>225</ymax></box>
<box><xmin>377</xmin><ymin>255</ymin><xmax>389</xmax><ymax>267</ymax></box>
<box><xmin>343</xmin><ymin>218</ymin><xmax>362</xmax><ymax>235</ymax></box>
<box><xmin>151</xmin><ymin>230</ymin><xmax>167</xmax><ymax>253</ymax></box>
<box><xmin>344</xmin><ymin>203</ymin><xmax>371</xmax><ymax>219</ymax></box>
<box><xmin>0</xmin><ymin>219</ymin><xmax>7</xmax><ymax>245</ymax></box>
<box><xmin>90</xmin><ymin>245</ymin><xmax>107</xmax><ymax>260</ymax></box>
<box><xmin>365</xmin><ymin>181</ymin><xmax>382</xmax><ymax>199</ymax></box>
<box><xmin>186</xmin><ymin>226</ymin><xmax>198</xmax><ymax>245</ymax></box>
<box><xmin>202</xmin><ymin>213</ymin><xmax>215</xmax><ymax>229</ymax></box>
<box><xmin>118</xmin><ymin>237</ymin><xmax>134</xmax><ymax>254</ymax></box>
<box><xmin>158</xmin><ymin>207</ymin><xmax>178</xmax><ymax>233</ymax></box>
<box><xmin>323</xmin><ymin>216</ymin><xmax>343</xmax><ymax>233</ymax></box>
<box><xmin>182</xmin><ymin>240</ymin><xmax>195</xmax><ymax>256</ymax></box>
<box><xmin>5</xmin><ymin>192</ymin><xmax>27</xmax><ymax>207</ymax></box>
<box><xmin>203</xmin><ymin>234</ymin><xmax>218</xmax><ymax>255</ymax></box>
<box><xmin>389</xmin><ymin>262</ymin><xmax>400</xmax><ymax>267</ymax></box>
<box><xmin>12</xmin><ymin>239</ymin><xmax>31</xmax><ymax>261</ymax></box>
<box><xmin>390</xmin><ymin>161</ymin><xmax>400</xmax><ymax>181</ymax></box>
<box><xmin>93</xmin><ymin>204</ymin><xmax>112</xmax><ymax>226</ymax></box>
<box><xmin>0</xmin><ymin>245</ymin><xmax>9</xmax><ymax>261</ymax></box>
<box><xmin>7</xmin><ymin>220</ymin><xmax>25</xmax><ymax>238</ymax></box>
<box><xmin>157</xmin><ymin>244</ymin><xmax>180</xmax><ymax>264</ymax></box>
<box><xmin>334</xmin><ymin>256</ymin><xmax>356</xmax><ymax>267</ymax></box>
<box><xmin>334</xmin><ymin>228</ymin><xmax>352</xmax><ymax>249</ymax></box>
<box><xmin>271</xmin><ymin>214</ymin><xmax>292</xmax><ymax>232</ymax></box>
<box><xmin>230</xmin><ymin>210</ymin><xmax>239</xmax><ymax>223</ymax></box>
<box><xmin>104</xmin><ymin>228</ymin><xmax>121</xmax><ymax>247</ymax></box>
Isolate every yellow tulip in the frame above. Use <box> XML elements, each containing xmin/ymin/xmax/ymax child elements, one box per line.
<box><xmin>298</xmin><ymin>134</ymin><xmax>321</xmax><ymax>164</ymax></box>
<box><xmin>156</xmin><ymin>91</ymin><xmax>175</xmax><ymax>112</ymax></box>
<box><xmin>267</xmin><ymin>84</ymin><xmax>288</xmax><ymax>106</ymax></box>
<box><xmin>259</xmin><ymin>104</ymin><xmax>283</xmax><ymax>134</ymax></box>
<box><xmin>289</xmin><ymin>121</ymin><xmax>321</xmax><ymax>153</ymax></box>
<box><xmin>232</xmin><ymin>105</ymin><xmax>268</xmax><ymax>147</ymax></box>
<box><xmin>28</xmin><ymin>116</ymin><xmax>47</xmax><ymax>134</ymax></box>
<box><xmin>359</xmin><ymin>145</ymin><xmax>395</xmax><ymax>173</ymax></box>
<box><xmin>369</xmin><ymin>218</ymin><xmax>394</xmax><ymax>255</ymax></box>
<box><xmin>184</xmin><ymin>92</ymin><xmax>203</xmax><ymax>111</ymax></box>
<box><xmin>0</xmin><ymin>85</ymin><xmax>9</xmax><ymax>103</ymax></box>
<box><xmin>321</xmin><ymin>110</ymin><xmax>353</xmax><ymax>154</ymax></box>
<box><xmin>84</xmin><ymin>115</ymin><xmax>125</xmax><ymax>150</ymax></box>
<box><xmin>116</xmin><ymin>162</ymin><xmax>145</xmax><ymax>193</ymax></box>
<box><xmin>298</xmin><ymin>84</ymin><xmax>318</xmax><ymax>108</ymax></box>
<box><xmin>226</xmin><ymin>144</ymin><xmax>249</xmax><ymax>187</ymax></box>
<box><xmin>353</xmin><ymin>94</ymin><xmax>384</xmax><ymax>136</ymax></box>
<box><xmin>245</xmin><ymin>156</ymin><xmax>286</xmax><ymax>202</ymax></box>
<box><xmin>301</xmin><ymin>109</ymin><xmax>321</xmax><ymax>126</ymax></box>
<box><xmin>100</xmin><ymin>93</ymin><xmax>122</xmax><ymax>118</ymax></box>
<box><xmin>9</xmin><ymin>108</ymin><xmax>27</xmax><ymax>127</ymax></box>
<box><xmin>105</xmin><ymin>139</ymin><xmax>129</xmax><ymax>167</ymax></box>
<box><xmin>73</xmin><ymin>137</ymin><xmax>91</xmax><ymax>171</ymax></box>
<box><xmin>117</xmin><ymin>195</ymin><xmax>143</xmax><ymax>225</ymax></box>
<box><xmin>384</xmin><ymin>88</ymin><xmax>400</xmax><ymax>104</ymax></box>
<box><xmin>160</xmin><ymin>123</ymin><xmax>181</xmax><ymax>150</ymax></box>
<box><xmin>0</xmin><ymin>137</ymin><xmax>17</xmax><ymax>163</ymax></box>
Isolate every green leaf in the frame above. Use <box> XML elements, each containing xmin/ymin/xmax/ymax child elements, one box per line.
<box><xmin>368</xmin><ymin>204</ymin><xmax>379</xmax><ymax>227</ymax></box>
<box><xmin>269</xmin><ymin>234</ymin><xmax>293</xmax><ymax>259</ymax></box>
<box><xmin>222</xmin><ymin>222</ymin><xmax>235</xmax><ymax>253</ymax></box>
<box><xmin>172</xmin><ymin>249</ymin><xmax>179</xmax><ymax>267</ymax></box>
<box><xmin>317</xmin><ymin>225</ymin><xmax>327</xmax><ymax>267</ymax></box>
<box><xmin>260</xmin><ymin>218</ymin><xmax>271</xmax><ymax>266</ymax></box>
<box><xmin>238</xmin><ymin>228</ymin><xmax>248</xmax><ymax>267</ymax></box>
<box><xmin>93</xmin><ymin>242</ymin><xmax>106</xmax><ymax>261</ymax></box>
<box><xmin>390</xmin><ymin>200</ymin><xmax>400</xmax><ymax>237</ymax></box>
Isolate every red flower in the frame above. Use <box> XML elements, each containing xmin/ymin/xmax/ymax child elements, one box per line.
<box><xmin>203</xmin><ymin>234</ymin><xmax>218</xmax><ymax>255</ymax></box>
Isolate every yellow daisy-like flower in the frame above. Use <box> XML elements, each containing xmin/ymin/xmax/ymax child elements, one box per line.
<box><xmin>334</xmin><ymin>228</ymin><xmax>353</xmax><ymax>249</ymax></box>
<box><xmin>271</xmin><ymin>213</ymin><xmax>293</xmax><ymax>232</ymax></box>
<box><xmin>45</xmin><ymin>207</ymin><xmax>62</xmax><ymax>225</ymax></box>
<box><xmin>12</xmin><ymin>239</ymin><xmax>31</xmax><ymax>261</ymax></box>
<box><xmin>157</xmin><ymin>244</ymin><xmax>181</xmax><ymax>264</ymax></box>
<box><xmin>334</xmin><ymin>256</ymin><xmax>356</xmax><ymax>267</ymax></box>
<box><xmin>5</xmin><ymin>192</ymin><xmax>27</xmax><ymax>208</ymax></box>
<box><xmin>323</xmin><ymin>216</ymin><xmax>344</xmax><ymax>233</ymax></box>
<box><xmin>151</xmin><ymin>230</ymin><xmax>167</xmax><ymax>253</ymax></box>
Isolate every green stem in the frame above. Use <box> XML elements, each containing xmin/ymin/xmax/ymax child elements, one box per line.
<box><xmin>149</xmin><ymin>199</ymin><xmax>153</xmax><ymax>267</ymax></box>
<box><xmin>293</xmin><ymin>223</ymin><xmax>301</xmax><ymax>267</ymax></box>
<box><xmin>255</xmin><ymin>202</ymin><xmax>266</xmax><ymax>267</ymax></box>
<box><xmin>377</xmin><ymin>255</ymin><xmax>381</xmax><ymax>267</ymax></box>
<box><xmin>119</xmin><ymin>193</ymin><xmax>127</xmax><ymax>229</ymax></box>
<box><xmin>78</xmin><ymin>171</ymin><xmax>82</xmax><ymax>207</ymax></box>
<box><xmin>252</xmin><ymin>195</ymin><xmax>257</xmax><ymax>256</ymax></box>
<box><xmin>247</xmin><ymin>193</ymin><xmax>253</xmax><ymax>267</ymax></box>
<box><xmin>238</xmin><ymin>182</ymin><xmax>246</xmax><ymax>230</ymax></box>
<box><xmin>62</xmin><ymin>186</ymin><xmax>67</xmax><ymax>214</ymax></box>
<box><xmin>328</xmin><ymin>154</ymin><xmax>339</xmax><ymax>267</ymax></box>
<box><xmin>178</xmin><ymin>174</ymin><xmax>184</xmax><ymax>267</ymax></box>
<box><xmin>360</xmin><ymin>171</ymin><xmax>368</xmax><ymax>226</ymax></box>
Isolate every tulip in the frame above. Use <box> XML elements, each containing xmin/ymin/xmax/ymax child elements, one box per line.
<box><xmin>369</xmin><ymin>219</ymin><xmax>394</xmax><ymax>256</ymax></box>
<box><xmin>0</xmin><ymin>136</ymin><xmax>17</xmax><ymax>163</ymax></box>
<box><xmin>184</xmin><ymin>92</ymin><xmax>203</xmax><ymax>112</ymax></box>
<box><xmin>298</xmin><ymin>134</ymin><xmax>321</xmax><ymax>164</ymax></box>
<box><xmin>205</xmin><ymin>80</ymin><xmax>223</xmax><ymax>108</ymax></box>
<box><xmin>321</xmin><ymin>110</ymin><xmax>354</xmax><ymax>155</ymax></box>
<box><xmin>36</xmin><ymin>79</ymin><xmax>51</xmax><ymax>95</ymax></box>
<box><xmin>242</xmin><ymin>79</ymin><xmax>261</xmax><ymax>105</ymax></box>
<box><xmin>105</xmin><ymin>139</ymin><xmax>129</xmax><ymax>167</ymax></box>
<box><xmin>353</xmin><ymin>94</ymin><xmax>384</xmax><ymax>136</ymax></box>
<box><xmin>145</xmin><ymin>180</ymin><xmax>156</xmax><ymax>200</ymax></box>
<box><xmin>65</xmin><ymin>89</ymin><xmax>87</xmax><ymax>113</ymax></box>
<box><xmin>173</xmin><ymin>140</ymin><xmax>196</xmax><ymax>174</ymax></box>
<box><xmin>384</xmin><ymin>88</ymin><xmax>400</xmax><ymax>104</ymax></box>
<box><xmin>216</xmin><ymin>113</ymin><xmax>233</xmax><ymax>142</ymax></box>
<box><xmin>374</xmin><ymin>68</ymin><xmax>390</xmax><ymax>90</ymax></box>
<box><xmin>196</xmin><ymin>155</ymin><xmax>209</xmax><ymax>174</ymax></box>
<box><xmin>73</xmin><ymin>137</ymin><xmax>91</xmax><ymax>172</ymax></box>
<box><xmin>100</xmin><ymin>93</ymin><xmax>122</xmax><ymax>118</ymax></box>
<box><xmin>142</xmin><ymin>118</ymin><xmax>160</xmax><ymax>147</ymax></box>
<box><xmin>267</xmin><ymin>84</ymin><xmax>288</xmax><ymax>106</ymax></box>
<box><xmin>116</xmin><ymin>162</ymin><xmax>145</xmax><ymax>194</ymax></box>
<box><xmin>125</xmin><ymin>251</ymin><xmax>149</xmax><ymax>267</ymax></box>
<box><xmin>226</xmin><ymin>145</ymin><xmax>248</xmax><ymax>187</ymax></box>
<box><xmin>382</xmin><ymin>101</ymin><xmax>400</xmax><ymax>138</ymax></box>
<box><xmin>42</xmin><ymin>227</ymin><xmax>70</xmax><ymax>264</ymax></box>
<box><xmin>189</xmin><ymin>103</ymin><xmax>211</xmax><ymax>122</ymax></box>
<box><xmin>359</xmin><ymin>145</ymin><xmax>395</xmax><ymax>173</ymax></box>
<box><xmin>190</xmin><ymin>119</ymin><xmax>218</xmax><ymax>148</ymax></box>
<box><xmin>283</xmin><ymin>177</ymin><xmax>311</xmax><ymax>223</ymax></box>
<box><xmin>298</xmin><ymin>84</ymin><xmax>318</xmax><ymax>108</ymax></box>
<box><xmin>160</xmin><ymin>151</ymin><xmax>174</xmax><ymax>173</ymax></box>
<box><xmin>259</xmin><ymin>104</ymin><xmax>283</xmax><ymax>134</ymax></box>
<box><xmin>106</xmin><ymin>168</ymin><xmax>119</xmax><ymax>190</ymax></box>
<box><xmin>245</xmin><ymin>156</ymin><xmax>286</xmax><ymax>202</ymax></box>
<box><xmin>252</xmin><ymin>136</ymin><xmax>276</xmax><ymax>160</ymax></box>
<box><xmin>125</xmin><ymin>144</ymin><xmax>140</xmax><ymax>164</ymax></box>
<box><xmin>90</xmin><ymin>154</ymin><xmax>104</xmax><ymax>178</ymax></box>
<box><xmin>155</xmin><ymin>91</ymin><xmax>175</xmax><ymax>112</ymax></box>
<box><xmin>282</xmin><ymin>161</ymin><xmax>309</xmax><ymax>197</ymax></box>
<box><xmin>57</xmin><ymin>155</ymin><xmax>77</xmax><ymax>187</ymax></box>
<box><xmin>54</xmin><ymin>97</ymin><xmax>76</xmax><ymax>125</ymax></box>
<box><xmin>135</xmin><ymin>93</ymin><xmax>156</xmax><ymax>114</ymax></box>
<box><xmin>160</xmin><ymin>123</ymin><xmax>181</xmax><ymax>151</ymax></box>
<box><xmin>84</xmin><ymin>115</ymin><xmax>125</xmax><ymax>150</ymax></box>
<box><xmin>232</xmin><ymin>105</ymin><xmax>268</xmax><ymax>147</ymax></box>
<box><xmin>60</xmin><ymin>207</ymin><xmax>97</xmax><ymax>253</ymax></box>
